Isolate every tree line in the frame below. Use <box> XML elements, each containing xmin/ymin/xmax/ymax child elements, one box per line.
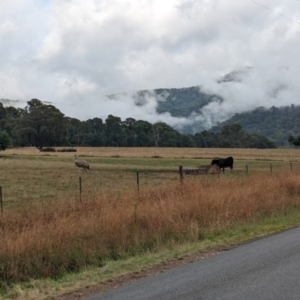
<box><xmin>0</xmin><ymin>99</ymin><xmax>276</xmax><ymax>150</ymax></box>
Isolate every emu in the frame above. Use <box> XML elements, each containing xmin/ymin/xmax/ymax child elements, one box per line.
<box><xmin>74</xmin><ymin>155</ymin><xmax>90</xmax><ymax>172</ymax></box>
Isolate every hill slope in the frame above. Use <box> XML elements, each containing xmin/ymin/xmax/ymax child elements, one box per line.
<box><xmin>210</xmin><ymin>105</ymin><xmax>300</xmax><ymax>147</ymax></box>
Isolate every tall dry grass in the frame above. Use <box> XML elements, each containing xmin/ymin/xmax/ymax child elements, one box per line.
<box><xmin>1</xmin><ymin>171</ymin><xmax>300</xmax><ymax>287</ymax></box>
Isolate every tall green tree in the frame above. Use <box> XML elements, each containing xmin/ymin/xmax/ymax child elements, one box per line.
<box><xmin>123</xmin><ymin>118</ymin><xmax>137</xmax><ymax>146</ymax></box>
<box><xmin>4</xmin><ymin>107</ymin><xmax>25</xmax><ymax>146</ymax></box>
<box><xmin>133</xmin><ymin>120</ymin><xmax>155</xmax><ymax>146</ymax></box>
<box><xmin>106</xmin><ymin>115</ymin><xmax>127</xmax><ymax>146</ymax></box>
<box><xmin>84</xmin><ymin>118</ymin><xmax>106</xmax><ymax>146</ymax></box>
<box><xmin>220</xmin><ymin>123</ymin><xmax>245</xmax><ymax>147</ymax></box>
<box><xmin>288</xmin><ymin>136</ymin><xmax>300</xmax><ymax>147</ymax></box>
<box><xmin>0</xmin><ymin>130</ymin><xmax>10</xmax><ymax>150</ymax></box>
<box><xmin>153</xmin><ymin>122</ymin><xmax>184</xmax><ymax>147</ymax></box>
<box><xmin>179</xmin><ymin>134</ymin><xmax>196</xmax><ymax>147</ymax></box>
<box><xmin>65</xmin><ymin>118</ymin><xmax>84</xmax><ymax>146</ymax></box>
<box><xmin>14</xmin><ymin>99</ymin><xmax>67</xmax><ymax>150</ymax></box>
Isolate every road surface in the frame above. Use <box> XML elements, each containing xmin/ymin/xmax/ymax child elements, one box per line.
<box><xmin>84</xmin><ymin>227</ymin><xmax>300</xmax><ymax>300</ymax></box>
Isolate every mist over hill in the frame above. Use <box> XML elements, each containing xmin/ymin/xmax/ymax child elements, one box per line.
<box><xmin>1</xmin><ymin>85</ymin><xmax>227</xmax><ymax>134</ymax></box>
<box><xmin>1</xmin><ymin>66</ymin><xmax>299</xmax><ymax>147</ymax></box>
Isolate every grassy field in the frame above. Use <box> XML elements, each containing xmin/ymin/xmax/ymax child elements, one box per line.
<box><xmin>1</xmin><ymin>147</ymin><xmax>300</xmax><ymax>299</ymax></box>
<box><xmin>1</xmin><ymin>147</ymin><xmax>300</xmax><ymax>206</ymax></box>
<box><xmin>4</xmin><ymin>145</ymin><xmax>300</xmax><ymax>160</ymax></box>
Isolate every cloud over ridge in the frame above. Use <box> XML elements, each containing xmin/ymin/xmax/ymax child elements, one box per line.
<box><xmin>0</xmin><ymin>0</ymin><xmax>300</xmax><ymax>128</ymax></box>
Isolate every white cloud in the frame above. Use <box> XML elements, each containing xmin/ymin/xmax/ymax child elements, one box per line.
<box><xmin>0</xmin><ymin>21</ymin><xmax>17</xmax><ymax>35</ymax></box>
<box><xmin>0</xmin><ymin>0</ymin><xmax>300</xmax><ymax>129</ymax></box>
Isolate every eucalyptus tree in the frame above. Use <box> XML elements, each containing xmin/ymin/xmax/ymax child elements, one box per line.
<box><xmin>153</xmin><ymin>122</ymin><xmax>183</xmax><ymax>147</ymax></box>
<box><xmin>179</xmin><ymin>134</ymin><xmax>196</xmax><ymax>147</ymax></box>
<box><xmin>289</xmin><ymin>136</ymin><xmax>300</xmax><ymax>147</ymax></box>
<box><xmin>133</xmin><ymin>120</ymin><xmax>155</xmax><ymax>147</ymax></box>
<box><xmin>105</xmin><ymin>115</ymin><xmax>127</xmax><ymax>146</ymax></box>
<box><xmin>65</xmin><ymin>117</ymin><xmax>82</xmax><ymax>146</ymax></box>
<box><xmin>14</xmin><ymin>99</ymin><xmax>67</xmax><ymax>150</ymax></box>
<box><xmin>0</xmin><ymin>130</ymin><xmax>10</xmax><ymax>150</ymax></box>
<box><xmin>84</xmin><ymin>118</ymin><xmax>106</xmax><ymax>146</ymax></box>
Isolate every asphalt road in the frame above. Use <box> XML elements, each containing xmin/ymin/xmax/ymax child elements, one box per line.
<box><xmin>84</xmin><ymin>227</ymin><xmax>300</xmax><ymax>300</ymax></box>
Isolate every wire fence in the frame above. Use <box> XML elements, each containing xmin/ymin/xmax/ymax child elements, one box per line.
<box><xmin>1</xmin><ymin>160</ymin><xmax>299</xmax><ymax>214</ymax></box>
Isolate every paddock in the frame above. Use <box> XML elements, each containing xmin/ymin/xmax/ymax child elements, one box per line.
<box><xmin>0</xmin><ymin>147</ymin><xmax>299</xmax><ymax>208</ymax></box>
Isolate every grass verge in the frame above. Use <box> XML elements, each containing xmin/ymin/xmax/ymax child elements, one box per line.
<box><xmin>1</xmin><ymin>207</ymin><xmax>299</xmax><ymax>300</ymax></box>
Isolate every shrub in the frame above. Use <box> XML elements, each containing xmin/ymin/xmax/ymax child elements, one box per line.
<box><xmin>40</xmin><ymin>147</ymin><xmax>56</xmax><ymax>152</ymax></box>
<box><xmin>0</xmin><ymin>130</ymin><xmax>10</xmax><ymax>150</ymax></box>
<box><xmin>57</xmin><ymin>148</ymin><xmax>77</xmax><ymax>152</ymax></box>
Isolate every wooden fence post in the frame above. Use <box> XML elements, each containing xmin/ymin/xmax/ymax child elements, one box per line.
<box><xmin>270</xmin><ymin>164</ymin><xmax>273</xmax><ymax>175</ymax></box>
<box><xmin>246</xmin><ymin>165</ymin><xmax>248</xmax><ymax>176</ymax></box>
<box><xmin>79</xmin><ymin>177</ymin><xmax>82</xmax><ymax>202</ymax></box>
<box><xmin>290</xmin><ymin>162</ymin><xmax>293</xmax><ymax>172</ymax></box>
<box><xmin>0</xmin><ymin>186</ymin><xmax>2</xmax><ymax>214</ymax></box>
<box><xmin>137</xmin><ymin>172</ymin><xmax>140</xmax><ymax>193</ymax></box>
<box><xmin>179</xmin><ymin>165</ymin><xmax>183</xmax><ymax>184</ymax></box>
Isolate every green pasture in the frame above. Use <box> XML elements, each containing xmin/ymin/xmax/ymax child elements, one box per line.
<box><xmin>0</xmin><ymin>152</ymin><xmax>299</xmax><ymax>208</ymax></box>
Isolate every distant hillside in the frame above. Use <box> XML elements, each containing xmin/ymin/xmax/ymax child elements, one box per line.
<box><xmin>134</xmin><ymin>69</ymin><xmax>251</xmax><ymax>119</ymax></box>
<box><xmin>154</xmin><ymin>87</ymin><xmax>223</xmax><ymax>118</ymax></box>
<box><xmin>210</xmin><ymin>105</ymin><xmax>300</xmax><ymax>147</ymax></box>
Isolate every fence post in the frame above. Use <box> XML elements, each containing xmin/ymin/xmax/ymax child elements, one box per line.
<box><xmin>0</xmin><ymin>186</ymin><xmax>2</xmax><ymax>214</ymax></box>
<box><xmin>79</xmin><ymin>176</ymin><xmax>82</xmax><ymax>202</ymax></box>
<box><xmin>290</xmin><ymin>162</ymin><xmax>293</xmax><ymax>172</ymax></box>
<box><xmin>270</xmin><ymin>164</ymin><xmax>273</xmax><ymax>175</ymax></box>
<box><xmin>137</xmin><ymin>172</ymin><xmax>140</xmax><ymax>193</ymax></box>
<box><xmin>246</xmin><ymin>165</ymin><xmax>248</xmax><ymax>176</ymax></box>
<box><xmin>179</xmin><ymin>165</ymin><xmax>183</xmax><ymax>184</ymax></box>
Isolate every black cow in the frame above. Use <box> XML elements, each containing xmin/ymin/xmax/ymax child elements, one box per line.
<box><xmin>211</xmin><ymin>156</ymin><xmax>234</xmax><ymax>173</ymax></box>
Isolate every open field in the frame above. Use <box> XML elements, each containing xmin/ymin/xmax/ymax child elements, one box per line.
<box><xmin>1</xmin><ymin>147</ymin><xmax>300</xmax><ymax>299</ymax></box>
<box><xmin>1</xmin><ymin>147</ymin><xmax>300</xmax><ymax>206</ymax></box>
<box><xmin>4</xmin><ymin>146</ymin><xmax>300</xmax><ymax>160</ymax></box>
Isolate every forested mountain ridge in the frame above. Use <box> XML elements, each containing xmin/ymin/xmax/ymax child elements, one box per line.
<box><xmin>110</xmin><ymin>88</ymin><xmax>300</xmax><ymax>147</ymax></box>
<box><xmin>129</xmin><ymin>86</ymin><xmax>223</xmax><ymax>118</ymax></box>
<box><xmin>211</xmin><ymin>105</ymin><xmax>300</xmax><ymax>147</ymax></box>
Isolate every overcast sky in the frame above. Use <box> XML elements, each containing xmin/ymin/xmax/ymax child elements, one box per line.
<box><xmin>1</xmin><ymin>0</ymin><xmax>300</xmax><ymax>126</ymax></box>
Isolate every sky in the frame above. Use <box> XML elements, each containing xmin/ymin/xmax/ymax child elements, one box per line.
<box><xmin>1</xmin><ymin>0</ymin><xmax>300</xmax><ymax>128</ymax></box>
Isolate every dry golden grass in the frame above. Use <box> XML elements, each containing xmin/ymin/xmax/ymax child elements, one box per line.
<box><xmin>1</xmin><ymin>168</ymin><xmax>300</xmax><ymax>286</ymax></box>
<box><xmin>1</xmin><ymin>147</ymin><xmax>300</xmax><ymax>289</ymax></box>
